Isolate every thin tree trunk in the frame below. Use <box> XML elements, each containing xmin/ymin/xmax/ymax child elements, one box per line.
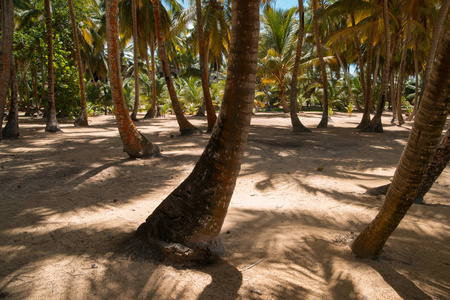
<box><xmin>105</xmin><ymin>0</ymin><xmax>159</xmax><ymax>158</ymax></box>
<box><xmin>2</xmin><ymin>60</ymin><xmax>19</xmax><ymax>139</ymax></box>
<box><xmin>395</xmin><ymin>21</ymin><xmax>411</xmax><ymax>126</ymax></box>
<box><xmin>351</xmin><ymin>28</ymin><xmax>450</xmax><ymax>259</ymax></box>
<box><xmin>32</xmin><ymin>67</ymin><xmax>38</xmax><ymax>113</ymax></box>
<box><xmin>357</xmin><ymin>26</ymin><xmax>375</xmax><ymax>129</ymax></box>
<box><xmin>407</xmin><ymin>40</ymin><xmax>420</xmax><ymax>121</ymax></box>
<box><xmin>69</xmin><ymin>0</ymin><xmax>89</xmax><ymax>126</ymax></box>
<box><xmin>335</xmin><ymin>49</ymin><xmax>357</xmax><ymax>109</ymax></box>
<box><xmin>289</xmin><ymin>0</ymin><xmax>310</xmax><ymax>133</ymax></box>
<box><xmin>132</xmin><ymin>0</ymin><xmax>260</xmax><ymax>264</ymax></box>
<box><xmin>417</xmin><ymin>0</ymin><xmax>450</xmax><ymax>109</ymax></box>
<box><xmin>351</xmin><ymin>14</ymin><xmax>367</xmax><ymax>111</ymax></box>
<box><xmin>0</xmin><ymin>0</ymin><xmax>14</xmax><ymax>141</ymax></box>
<box><xmin>152</xmin><ymin>0</ymin><xmax>199</xmax><ymax>135</ymax></box>
<box><xmin>313</xmin><ymin>0</ymin><xmax>328</xmax><ymax>128</ymax></box>
<box><xmin>144</xmin><ymin>34</ymin><xmax>157</xmax><ymax>119</ymax></box>
<box><xmin>390</xmin><ymin>71</ymin><xmax>397</xmax><ymax>123</ymax></box>
<box><xmin>196</xmin><ymin>0</ymin><xmax>217</xmax><ymax>132</ymax></box>
<box><xmin>44</xmin><ymin>0</ymin><xmax>61</xmax><ymax>132</ymax></box>
<box><xmin>130</xmin><ymin>0</ymin><xmax>140</xmax><ymax>121</ymax></box>
<box><xmin>370</xmin><ymin>46</ymin><xmax>381</xmax><ymax>113</ymax></box>
<box><xmin>362</xmin><ymin>0</ymin><xmax>391</xmax><ymax>133</ymax></box>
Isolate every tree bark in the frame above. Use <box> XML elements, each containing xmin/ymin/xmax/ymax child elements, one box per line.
<box><xmin>152</xmin><ymin>0</ymin><xmax>199</xmax><ymax>135</ymax></box>
<box><xmin>417</xmin><ymin>0</ymin><xmax>450</xmax><ymax>109</ymax></box>
<box><xmin>133</xmin><ymin>0</ymin><xmax>260</xmax><ymax>264</ymax></box>
<box><xmin>289</xmin><ymin>0</ymin><xmax>310</xmax><ymax>133</ymax></box>
<box><xmin>69</xmin><ymin>0</ymin><xmax>89</xmax><ymax>127</ymax></box>
<box><xmin>196</xmin><ymin>0</ymin><xmax>217</xmax><ymax>133</ymax></box>
<box><xmin>357</xmin><ymin>26</ymin><xmax>375</xmax><ymax>129</ymax></box>
<box><xmin>105</xmin><ymin>0</ymin><xmax>160</xmax><ymax>158</ymax></box>
<box><xmin>406</xmin><ymin>40</ymin><xmax>420</xmax><ymax>121</ymax></box>
<box><xmin>312</xmin><ymin>0</ymin><xmax>328</xmax><ymax>128</ymax></box>
<box><xmin>0</xmin><ymin>0</ymin><xmax>14</xmax><ymax>141</ymax></box>
<box><xmin>2</xmin><ymin>60</ymin><xmax>19</xmax><ymax>139</ymax></box>
<box><xmin>395</xmin><ymin>21</ymin><xmax>411</xmax><ymax>126</ymax></box>
<box><xmin>351</xmin><ymin>28</ymin><xmax>450</xmax><ymax>259</ymax></box>
<box><xmin>130</xmin><ymin>0</ymin><xmax>140</xmax><ymax>121</ymax></box>
<box><xmin>361</xmin><ymin>0</ymin><xmax>391</xmax><ymax>133</ymax></box>
<box><xmin>44</xmin><ymin>0</ymin><xmax>61</xmax><ymax>133</ymax></box>
<box><xmin>144</xmin><ymin>34</ymin><xmax>157</xmax><ymax>119</ymax></box>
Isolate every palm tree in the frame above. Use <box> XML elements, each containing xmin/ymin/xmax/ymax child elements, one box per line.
<box><xmin>130</xmin><ymin>0</ymin><xmax>140</xmax><ymax>121</ymax></box>
<box><xmin>105</xmin><ymin>0</ymin><xmax>159</xmax><ymax>158</ymax></box>
<box><xmin>152</xmin><ymin>0</ymin><xmax>200</xmax><ymax>135</ymax></box>
<box><xmin>0</xmin><ymin>0</ymin><xmax>15</xmax><ymax>140</ymax></box>
<box><xmin>312</xmin><ymin>0</ymin><xmax>329</xmax><ymax>128</ymax></box>
<box><xmin>132</xmin><ymin>0</ymin><xmax>260</xmax><ymax>264</ymax></box>
<box><xmin>289</xmin><ymin>0</ymin><xmax>310</xmax><ymax>132</ymax></box>
<box><xmin>44</xmin><ymin>0</ymin><xmax>61</xmax><ymax>132</ymax></box>
<box><xmin>69</xmin><ymin>0</ymin><xmax>89</xmax><ymax>126</ymax></box>
<box><xmin>351</xmin><ymin>28</ymin><xmax>450</xmax><ymax>259</ymax></box>
<box><xmin>195</xmin><ymin>0</ymin><xmax>217</xmax><ymax>132</ymax></box>
<box><xmin>2</xmin><ymin>59</ymin><xmax>19</xmax><ymax>139</ymax></box>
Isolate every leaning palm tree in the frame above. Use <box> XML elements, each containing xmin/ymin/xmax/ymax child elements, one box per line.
<box><xmin>132</xmin><ymin>0</ymin><xmax>261</xmax><ymax>264</ymax></box>
<box><xmin>351</xmin><ymin>28</ymin><xmax>450</xmax><ymax>258</ymax></box>
<box><xmin>105</xmin><ymin>0</ymin><xmax>159</xmax><ymax>158</ymax></box>
<box><xmin>69</xmin><ymin>0</ymin><xmax>89</xmax><ymax>126</ymax></box>
<box><xmin>312</xmin><ymin>0</ymin><xmax>329</xmax><ymax>128</ymax></box>
<box><xmin>44</xmin><ymin>0</ymin><xmax>61</xmax><ymax>132</ymax></box>
<box><xmin>152</xmin><ymin>0</ymin><xmax>200</xmax><ymax>135</ymax></box>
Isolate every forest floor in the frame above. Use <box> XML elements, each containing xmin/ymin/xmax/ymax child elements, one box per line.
<box><xmin>0</xmin><ymin>111</ymin><xmax>449</xmax><ymax>300</ymax></box>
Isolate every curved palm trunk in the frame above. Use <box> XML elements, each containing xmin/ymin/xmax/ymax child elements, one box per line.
<box><xmin>130</xmin><ymin>0</ymin><xmax>140</xmax><ymax>121</ymax></box>
<box><xmin>417</xmin><ymin>0</ymin><xmax>450</xmax><ymax>109</ymax></box>
<box><xmin>196</xmin><ymin>0</ymin><xmax>217</xmax><ymax>133</ymax></box>
<box><xmin>44</xmin><ymin>0</ymin><xmax>61</xmax><ymax>133</ymax></box>
<box><xmin>289</xmin><ymin>0</ymin><xmax>310</xmax><ymax>133</ymax></box>
<box><xmin>351</xmin><ymin>28</ymin><xmax>450</xmax><ymax>259</ymax></box>
<box><xmin>406</xmin><ymin>40</ymin><xmax>419</xmax><ymax>121</ymax></box>
<box><xmin>362</xmin><ymin>0</ymin><xmax>391</xmax><ymax>133</ymax></box>
<box><xmin>395</xmin><ymin>22</ymin><xmax>411</xmax><ymax>126</ymax></box>
<box><xmin>0</xmin><ymin>0</ymin><xmax>14</xmax><ymax>141</ymax></box>
<box><xmin>152</xmin><ymin>0</ymin><xmax>199</xmax><ymax>135</ymax></box>
<box><xmin>105</xmin><ymin>0</ymin><xmax>159</xmax><ymax>158</ymax></box>
<box><xmin>2</xmin><ymin>60</ymin><xmax>19</xmax><ymax>139</ymax></box>
<box><xmin>312</xmin><ymin>0</ymin><xmax>328</xmax><ymax>128</ymax></box>
<box><xmin>69</xmin><ymin>0</ymin><xmax>89</xmax><ymax>127</ymax></box>
<box><xmin>133</xmin><ymin>0</ymin><xmax>260</xmax><ymax>264</ymax></box>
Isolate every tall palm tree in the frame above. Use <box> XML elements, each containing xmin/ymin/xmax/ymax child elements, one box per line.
<box><xmin>44</xmin><ymin>0</ymin><xmax>61</xmax><ymax>132</ymax></box>
<box><xmin>312</xmin><ymin>0</ymin><xmax>329</xmax><ymax>128</ymax></box>
<box><xmin>132</xmin><ymin>0</ymin><xmax>260</xmax><ymax>264</ymax></box>
<box><xmin>289</xmin><ymin>0</ymin><xmax>310</xmax><ymax>132</ymax></box>
<box><xmin>195</xmin><ymin>0</ymin><xmax>217</xmax><ymax>132</ymax></box>
<box><xmin>130</xmin><ymin>0</ymin><xmax>140</xmax><ymax>121</ymax></box>
<box><xmin>0</xmin><ymin>0</ymin><xmax>15</xmax><ymax>140</ymax></box>
<box><xmin>105</xmin><ymin>0</ymin><xmax>159</xmax><ymax>158</ymax></box>
<box><xmin>152</xmin><ymin>0</ymin><xmax>200</xmax><ymax>135</ymax></box>
<box><xmin>351</xmin><ymin>28</ymin><xmax>450</xmax><ymax>258</ymax></box>
<box><xmin>69</xmin><ymin>0</ymin><xmax>89</xmax><ymax>127</ymax></box>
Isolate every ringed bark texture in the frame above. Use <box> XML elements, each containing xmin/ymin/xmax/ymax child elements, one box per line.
<box><xmin>2</xmin><ymin>61</ymin><xmax>19</xmax><ymax>139</ymax></box>
<box><xmin>136</xmin><ymin>0</ymin><xmax>260</xmax><ymax>264</ymax></box>
<box><xmin>44</xmin><ymin>0</ymin><xmax>61</xmax><ymax>133</ymax></box>
<box><xmin>351</xmin><ymin>28</ymin><xmax>450</xmax><ymax>259</ymax></box>
<box><xmin>0</xmin><ymin>0</ymin><xmax>14</xmax><ymax>140</ymax></box>
<box><xmin>106</xmin><ymin>0</ymin><xmax>159</xmax><ymax>158</ymax></box>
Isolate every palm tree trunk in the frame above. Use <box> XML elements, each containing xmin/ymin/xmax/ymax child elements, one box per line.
<box><xmin>406</xmin><ymin>40</ymin><xmax>419</xmax><ymax>121</ymax></box>
<box><xmin>362</xmin><ymin>0</ymin><xmax>391</xmax><ymax>133</ymax></box>
<box><xmin>289</xmin><ymin>0</ymin><xmax>310</xmax><ymax>133</ymax></box>
<box><xmin>130</xmin><ymin>0</ymin><xmax>140</xmax><ymax>121</ymax></box>
<box><xmin>313</xmin><ymin>0</ymin><xmax>328</xmax><ymax>128</ymax></box>
<box><xmin>144</xmin><ymin>34</ymin><xmax>157</xmax><ymax>119</ymax></box>
<box><xmin>44</xmin><ymin>0</ymin><xmax>61</xmax><ymax>133</ymax></box>
<box><xmin>395</xmin><ymin>21</ymin><xmax>411</xmax><ymax>126</ymax></box>
<box><xmin>351</xmin><ymin>28</ymin><xmax>450</xmax><ymax>259</ymax></box>
<box><xmin>132</xmin><ymin>0</ymin><xmax>260</xmax><ymax>264</ymax></box>
<box><xmin>2</xmin><ymin>59</ymin><xmax>19</xmax><ymax>139</ymax></box>
<box><xmin>370</xmin><ymin>46</ymin><xmax>381</xmax><ymax>113</ymax></box>
<box><xmin>0</xmin><ymin>0</ymin><xmax>14</xmax><ymax>141</ymax></box>
<box><xmin>351</xmin><ymin>14</ymin><xmax>367</xmax><ymax>111</ymax></box>
<box><xmin>105</xmin><ymin>0</ymin><xmax>159</xmax><ymax>158</ymax></box>
<box><xmin>152</xmin><ymin>0</ymin><xmax>199</xmax><ymax>135</ymax></box>
<box><xmin>417</xmin><ymin>0</ymin><xmax>450</xmax><ymax>109</ymax></box>
<box><xmin>335</xmin><ymin>50</ymin><xmax>357</xmax><ymax>109</ymax></box>
<box><xmin>196</xmin><ymin>0</ymin><xmax>217</xmax><ymax>133</ymax></box>
<box><xmin>69</xmin><ymin>0</ymin><xmax>89</xmax><ymax>127</ymax></box>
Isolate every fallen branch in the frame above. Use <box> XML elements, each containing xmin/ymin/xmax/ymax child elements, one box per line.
<box><xmin>240</xmin><ymin>250</ymin><xmax>274</xmax><ymax>271</ymax></box>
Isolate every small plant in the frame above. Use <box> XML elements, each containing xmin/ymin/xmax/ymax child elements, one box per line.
<box><xmin>328</xmin><ymin>107</ymin><xmax>334</xmax><ymax>117</ymax></box>
<box><xmin>346</xmin><ymin>102</ymin><xmax>353</xmax><ymax>116</ymax></box>
<box><xmin>160</xmin><ymin>103</ymin><xmax>171</xmax><ymax>117</ymax></box>
<box><xmin>405</xmin><ymin>101</ymin><xmax>413</xmax><ymax>116</ymax></box>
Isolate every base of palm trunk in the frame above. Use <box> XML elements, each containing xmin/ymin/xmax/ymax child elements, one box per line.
<box><xmin>180</xmin><ymin>127</ymin><xmax>203</xmax><ymax>136</ymax></box>
<box><xmin>1</xmin><ymin>127</ymin><xmax>19</xmax><ymax>139</ymax></box>
<box><xmin>131</xmin><ymin>112</ymin><xmax>139</xmax><ymax>122</ymax></box>
<box><xmin>45</xmin><ymin>123</ymin><xmax>62</xmax><ymax>133</ymax></box>
<box><xmin>361</xmin><ymin>120</ymin><xmax>383</xmax><ymax>133</ymax></box>
<box><xmin>74</xmin><ymin>116</ymin><xmax>89</xmax><ymax>127</ymax></box>
<box><xmin>317</xmin><ymin>118</ymin><xmax>328</xmax><ymax>128</ymax></box>
<box><xmin>128</xmin><ymin>222</ymin><xmax>224</xmax><ymax>265</ymax></box>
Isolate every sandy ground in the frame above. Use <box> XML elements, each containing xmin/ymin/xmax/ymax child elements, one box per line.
<box><xmin>0</xmin><ymin>111</ymin><xmax>449</xmax><ymax>300</ymax></box>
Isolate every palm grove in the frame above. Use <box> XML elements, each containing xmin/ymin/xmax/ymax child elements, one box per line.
<box><xmin>0</xmin><ymin>0</ymin><xmax>448</xmax><ymax>263</ymax></box>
